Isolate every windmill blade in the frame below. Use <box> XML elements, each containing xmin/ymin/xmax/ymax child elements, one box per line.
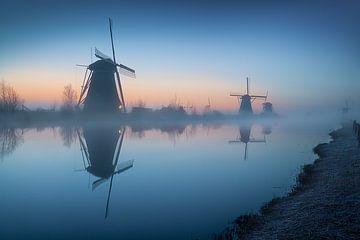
<box><xmin>119</xmin><ymin>68</ymin><xmax>136</xmax><ymax>78</ymax></box>
<box><xmin>249</xmin><ymin>139</ymin><xmax>266</xmax><ymax>143</ymax></box>
<box><xmin>230</xmin><ymin>93</ymin><xmax>245</xmax><ymax>97</ymax></box>
<box><xmin>246</xmin><ymin>77</ymin><xmax>250</xmax><ymax>95</ymax></box>
<box><xmin>118</xmin><ymin>64</ymin><xmax>135</xmax><ymax>74</ymax></box>
<box><xmin>265</xmin><ymin>91</ymin><xmax>268</xmax><ymax>102</ymax></box>
<box><xmin>78</xmin><ymin>68</ymin><xmax>91</xmax><ymax>105</ymax></box>
<box><xmin>95</xmin><ymin>47</ymin><xmax>112</xmax><ymax>61</ymax></box>
<box><xmin>77</xmin><ymin>130</ymin><xmax>90</xmax><ymax>165</ymax></box>
<box><xmin>115</xmin><ymin>69</ymin><xmax>126</xmax><ymax>112</ymax></box>
<box><xmin>105</xmin><ymin>174</ymin><xmax>114</xmax><ymax>219</ymax></box>
<box><xmin>118</xmin><ymin>64</ymin><xmax>136</xmax><ymax>78</ymax></box>
<box><xmin>250</xmin><ymin>95</ymin><xmax>267</xmax><ymax>99</ymax></box>
<box><xmin>92</xmin><ymin>177</ymin><xmax>108</xmax><ymax>191</ymax></box>
<box><xmin>244</xmin><ymin>143</ymin><xmax>248</xmax><ymax>160</ymax></box>
<box><xmin>76</xmin><ymin>64</ymin><xmax>88</xmax><ymax>68</ymax></box>
<box><xmin>115</xmin><ymin>159</ymin><xmax>134</xmax><ymax>174</ymax></box>
<box><xmin>109</xmin><ymin>18</ymin><xmax>117</xmax><ymax>64</ymax></box>
<box><xmin>108</xmin><ymin>18</ymin><xmax>127</xmax><ymax>112</ymax></box>
<box><xmin>112</xmin><ymin>127</ymin><xmax>125</xmax><ymax>166</ymax></box>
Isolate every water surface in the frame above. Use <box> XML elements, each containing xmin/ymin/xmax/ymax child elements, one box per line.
<box><xmin>0</xmin><ymin>119</ymin><xmax>336</xmax><ymax>239</ymax></box>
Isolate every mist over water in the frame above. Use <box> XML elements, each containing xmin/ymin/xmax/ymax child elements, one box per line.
<box><xmin>0</xmin><ymin>112</ymin><xmax>348</xmax><ymax>239</ymax></box>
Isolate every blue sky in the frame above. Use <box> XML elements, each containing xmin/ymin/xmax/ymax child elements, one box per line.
<box><xmin>0</xmin><ymin>0</ymin><xmax>359</xmax><ymax>113</ymax></box>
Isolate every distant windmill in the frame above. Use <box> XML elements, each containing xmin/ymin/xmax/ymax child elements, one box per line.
<box><xmin>342</xmin><ymin>99</ymin><xmax>350</xmax><ymax>114</ymax></box>
<box><xmin>229</xmin><ymin>125</ymin><xmax>266</xmax><ymax>160</ymax></box>
<box><xmin>77</xmin><ymin>18</ymin><xmax>136</xmax><ymax>113</ymax></box>
<box><xmin>230</xmin><ymin>77</ymin><xmax>267</xmax><ymax>114</ymax></box>
<box><xmin>262</xmin><ymin>91</ymin><xmax>274</xmax><ymax>114</ymax></box>
<box><xmin>204</xmin><ymin>98</ymin><xmax>211</xmax><ymax>113</ymax></box>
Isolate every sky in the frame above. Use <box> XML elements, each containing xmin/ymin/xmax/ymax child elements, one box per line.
<box><xmin>0</xmin><ymin>0</ymin><xmax>359</xmax><ymax>114</ymax></box>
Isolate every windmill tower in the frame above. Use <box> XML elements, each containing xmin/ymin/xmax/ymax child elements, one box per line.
<box><xmin>230</xmin><ymin>77</ymin><xmax>267</xmax><ymax>115</ymax></box>
<box><xmin>77</xmin><ymin>18</ymin><xmax>136</xmax><ymax>113</ymax></box>
<box><xmin>262</xmin><ymin>91</ymin><xmax>274</xmax><ymax>114</ymax></box>
<box><xmin>77</xmin><ymin>126</ymin><xmax>134</xmax><ymax>218</ymax></box>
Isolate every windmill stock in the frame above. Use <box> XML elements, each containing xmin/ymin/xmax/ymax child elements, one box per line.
<box><xmin>77</xmin><ymin>18</ymin><xmax>136</xmax><ymax>114</ymax></box>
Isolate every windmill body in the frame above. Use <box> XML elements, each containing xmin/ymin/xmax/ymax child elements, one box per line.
<box><xmin>262</xmin><ymin>102</ymin><xmax>273</xmax><ymax>114</ymax></box>
<box><xmin>82</xmin><ymin>125</ymin><xmax>121</xmax><ymax>178</ymax></box>
<box><xmin>83</xmin><ymin>60</ymin><xmax>121</xmax><ymax>113</ymax></box>
<box><xmin>239</xmin><ymin>95</ymin><xmax>253</xmax><ymax>114</ymax></box>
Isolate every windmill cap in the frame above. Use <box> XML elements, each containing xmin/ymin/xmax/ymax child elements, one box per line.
<box><xmin>89</xmin><ymin>59</ymin><xmax>116</xmax><ymax>71</ymax></box>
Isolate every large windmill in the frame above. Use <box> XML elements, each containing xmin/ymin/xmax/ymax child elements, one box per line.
<box><xmin>230</xmin><ymin>77</ymin><xmax>267</xmax><ymax>115</ymax></box>
<box><xmin>77</xmin><ymin>18</ymin><xmax>136</xmax><ymax>113</ymax></box>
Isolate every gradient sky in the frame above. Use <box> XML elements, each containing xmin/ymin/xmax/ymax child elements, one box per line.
<box><xmin>0</xmin><ymin>0</ymin><xmax>359</xmax><ymax>113</ymax></box>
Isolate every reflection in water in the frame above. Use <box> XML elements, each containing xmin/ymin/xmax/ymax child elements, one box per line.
<box><xmin>0</xmin><ymin>127</ymin><xmax>24</xmax><ymax>160</ymax></box>
<box><xmin>130</xmin><ymin>124</ymin><xmax>193</xmax><ymax>147</ymax></box>
<box><xmin>262</xmin><ymin>125</ymin><xmax>272</xmax><ymax>136</ymax></box>
<box><xmin>60</xmin><ymin>126</ymin><xmax>78</xmax><ymax>147</ymax></box>
<box><xmin>0</xmin><ymin>120</ymin><xmax>337</xmax><ymax>239</ymax></box>
<box><xmin>77</xmin><ymin>125</ymin><xmax>134</xmax><ymax>218</ymax></box>
<box><xmin>229</xmin><ymin>124</ymin><xmax>267</xmax><ymax>160</ymax></box>
<box><xmin>130</xmin><ymin>124</ymin><xmax>187</xmax><ymax>139</ymax></box>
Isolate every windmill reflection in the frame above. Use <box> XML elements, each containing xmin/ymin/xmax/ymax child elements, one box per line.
<box><xmin>229</xmin><ymin>125</ymin><xmax>266</xmax><ymax>160</ymax></box>
<box><xmin>77</xmin><ymin>126</ymin><xmax>134</xmax><ymax>218</ymax></box>
<box><xmin>262</xmin><ymin>125</ymin><xmax>272</xmax><ymax>136</ymax></box>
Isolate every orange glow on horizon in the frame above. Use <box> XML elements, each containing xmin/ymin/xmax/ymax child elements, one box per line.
<box><xmin>3</xmin><ymin>67</ymin><xmax>284</xmax><ymax>112</ymax></box>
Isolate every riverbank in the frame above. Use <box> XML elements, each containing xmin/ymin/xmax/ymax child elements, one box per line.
<box><xmin>216</xmin><ymin>124</ymin><xmax>360</xmax><ymax>239</ymax></box>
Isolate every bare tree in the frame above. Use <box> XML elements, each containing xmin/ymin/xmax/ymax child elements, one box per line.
<box><xmin>61</xmin><ymin>84</ymin><xmax>78</xmax><ymax>112</ymax></box>
<box><xmin>0</xmin><ymin>81</ymin><xmax>23</xmax><ymax>112</ymax></box>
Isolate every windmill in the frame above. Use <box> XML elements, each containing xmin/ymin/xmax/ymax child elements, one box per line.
<box><xmin>229</xmin><ymin>125</ymin><xmax>266</xmax><ymax>160</ymax></box>
<box><xmin>204</xmin><ymin>98</ymin><xmax>211</xmax><ymax>114</ymax></box>
<box><xmin>342</xmin><ymin>99</ymin><xmax>350</xmax><ymax>114</ymax></box>
<box><xmin>77</xmin><ymin>126</ymin><xmax>134</xmax><ymax>218</ymax></box>
<box><xmin>262</xmin><ymin>91</ymin><xmax>274</xmax><ymax>114</ymax></box>
<box><xmin>230</xmin><ymin>77</ymin><xmax>267</xmax><ymax>115</ymax></box>
<box><xmin>77</xmin><ymin>18</ymin><xmax>136</xmax><ymax>113</ymax></box>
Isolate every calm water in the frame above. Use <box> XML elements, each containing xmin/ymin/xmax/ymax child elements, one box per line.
<box><xmin>0</xmin><ymin>118</ymin><xmax>337</xmax><ymax>239</ymax></box>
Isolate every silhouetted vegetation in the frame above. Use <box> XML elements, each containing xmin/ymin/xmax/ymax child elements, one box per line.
<box><xmin>61</xmin><ymin>84</ymin><xmax>78</xmax><ymax>113</ymax></box>
<box><xmin>0</xmin><ymin>81</ymin><xmax>23</xmax><ymax>112</ymax></box>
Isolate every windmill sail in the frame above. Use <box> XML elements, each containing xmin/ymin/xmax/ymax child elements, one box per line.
<box><xmin>119</xmin><ymin>64</ymin><xmax>136</xmax><ymax>78</ymax></box>
<box><xmin>95</xmin><ymin>47</ymin><xmax>112</xmax><ymax>61</ymax></box>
